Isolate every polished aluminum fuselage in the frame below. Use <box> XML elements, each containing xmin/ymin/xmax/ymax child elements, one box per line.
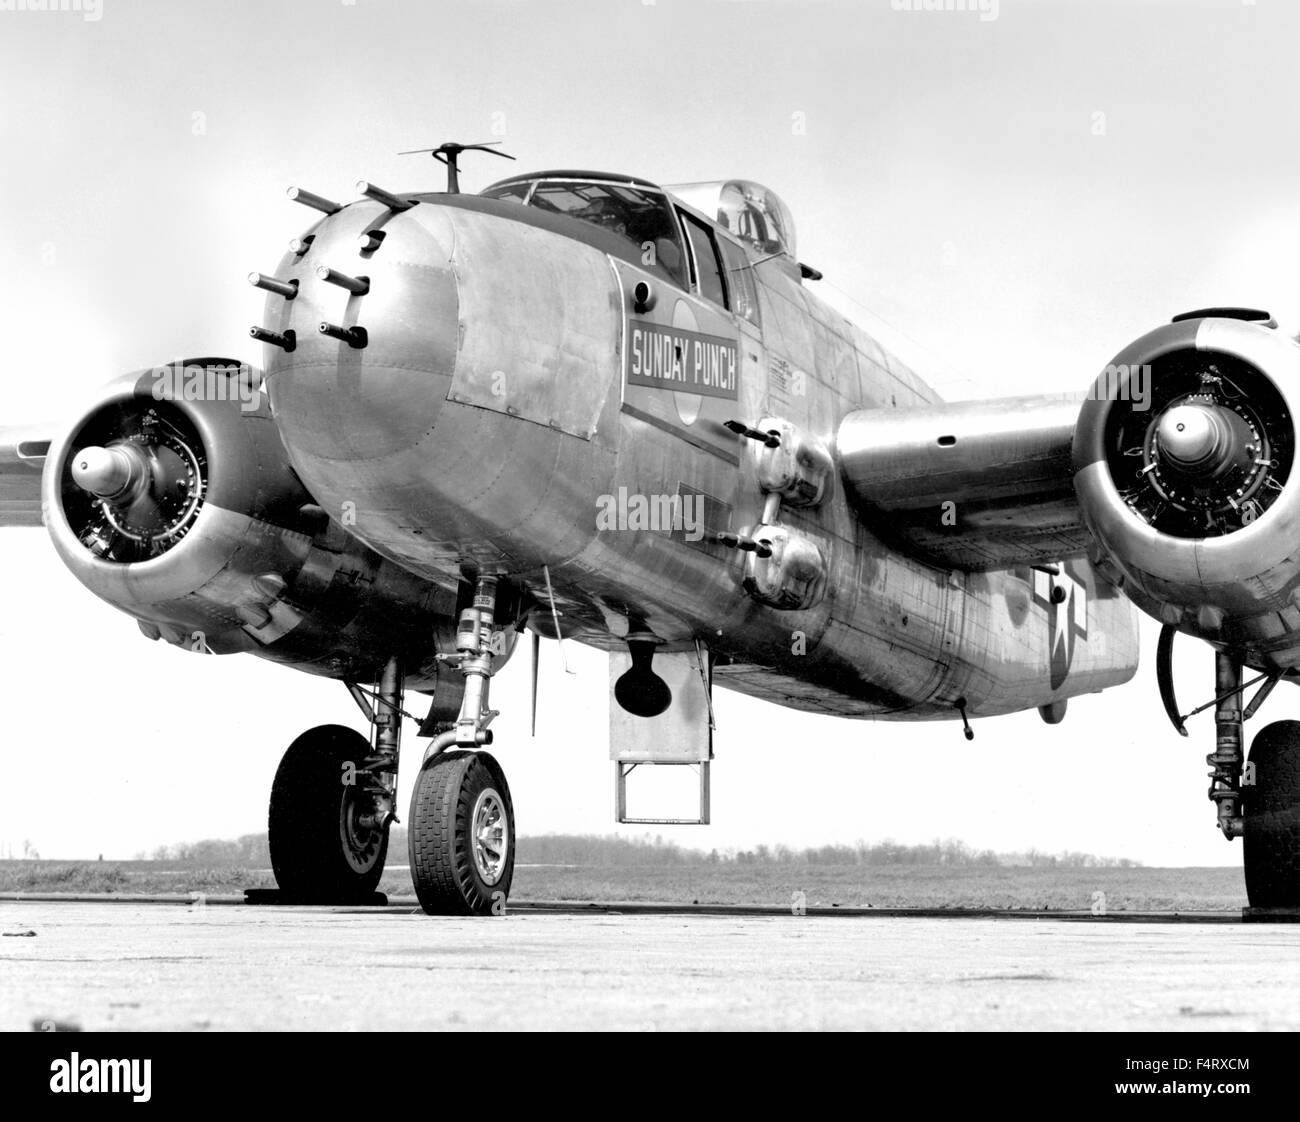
<box><xmin>263</xmin><ymin>191</ymin><xmax>1138</xmax><ymax>720</ymax></box>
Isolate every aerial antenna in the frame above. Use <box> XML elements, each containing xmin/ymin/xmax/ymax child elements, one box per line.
<box><xmin>397</xmin><ymin>140</ymin><xmax>515</xmax><ymax>194</ymax></box>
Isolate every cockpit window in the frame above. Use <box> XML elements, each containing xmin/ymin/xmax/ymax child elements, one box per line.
<box><xmin>487</xmin><ymin>180</ymin><xmax>530</xmax><ymax>204</ymax></box>
<box><xmin>718</xmin><ymin>236</ymin><xmax>760</xmax><ymax>325</ymax></box>
<box><xmin>665</xmin><ymin>180</ymin><xmax>798</xmax><ymax>262</ymax></box>
<box><xmin>717</xmin><ymin>182</ymin><xmax>792</xmax><ymax>256</ymax></box>
<box><xmin>481</xmin><ymin>178</ymin><xmax>689</xmax><ymax>288</ymax></box>
<box><xmin>681</xmin><ymin>211</ymin><xmax>728</xmax><ymax>309</ymax></box>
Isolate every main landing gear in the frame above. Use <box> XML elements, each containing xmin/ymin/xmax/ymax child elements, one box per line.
<box><xmin>1158</xmin><ymin>629</ymin><xmax>1300</xmax><ymax>909</ymax></box>
<box><xmin>266</xmin><ymin>575</ymin><xmax>516</xmax><ymax>915</ymax></box>
<box><xmin>1242</xmin><ymin>721</ymin><xmax>1300</xmax><ymax>909</ymax></box>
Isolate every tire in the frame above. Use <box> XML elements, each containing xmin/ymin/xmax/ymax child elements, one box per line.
<box><xmin>1242</xmin><ymin>719</ymin><xmax>1300</xmax><ymax>908</ymax></box>
<box><xmin>268</xmin><ymin>724</ymin><xmax>389</xmax><ymax>903</ymax></box>
<box><xmin>408</xmin><ymin>751</ymin><xmax>514</xmax><ymax>916</ymax></box>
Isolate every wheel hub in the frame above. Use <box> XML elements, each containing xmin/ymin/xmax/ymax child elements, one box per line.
<box><xmin>471</xmin><ymin>787</ymin><xmax>509</xmax><ymax>885</ymax></box>
<box><xmin>339</xmin><ymin>791</ymin><xmax>384</xmax><ymax>874</ymax></box>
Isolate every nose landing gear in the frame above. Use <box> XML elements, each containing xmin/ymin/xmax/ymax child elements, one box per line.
<box><xmin>409</xmin><ymin>750</ymin><xmax>514</xmax><ymax>915</ymax></box>
<box><xmin>266</xmin><ymin>575</ymin><xmax>517</xmax><ymax>914</ymax></box>
<box><xmin>409</xmin><ymin>575</ymin><xmax>517</xmax><ymax>915</ymax></box>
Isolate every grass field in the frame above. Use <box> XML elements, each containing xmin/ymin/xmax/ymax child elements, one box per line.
<box><xmin>0</xmin><ymin>859</ymin><xmax>1247</xmax><ymax>911</ymax></box>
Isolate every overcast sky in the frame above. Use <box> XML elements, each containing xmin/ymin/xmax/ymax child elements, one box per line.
<box><xmin>3</xmin><ymin>0</ymin><xmax>1300</xmax><ymax>866</ymax></box>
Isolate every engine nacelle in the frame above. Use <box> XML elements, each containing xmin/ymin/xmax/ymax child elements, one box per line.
<box><xmin>1073</xmin><ymin>314</ymin><xmax>1300</xmax><ymax>663</ymax></box>
<box><xmin>42</xmin><ymin>358</ymin><xmax>495</xmax><ymax>689</ymax></box>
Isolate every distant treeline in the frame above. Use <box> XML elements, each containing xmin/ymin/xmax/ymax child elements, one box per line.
<box><xmin>141</xmin><ymin>831</ymin><xmax>1138</xmax><ymax>869</ymax></box>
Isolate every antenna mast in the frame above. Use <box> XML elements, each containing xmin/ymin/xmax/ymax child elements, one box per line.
<box><xmin>397</xmin><ymin>140</ymin><xmax>516</xmax><ymax>194</ymax></box>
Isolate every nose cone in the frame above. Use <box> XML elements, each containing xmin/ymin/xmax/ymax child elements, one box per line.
<box><xmin>261</xmin><ymin>202</ymin><xmax>459</xmax><ymax>461</ymax></box>
<box><xmin>259</xmin><ymin>196</ymin><xmax>621</xmax><ymax>576</ymax></box>
<box><xmin>71</xmin><ymin>445</ymin><xmax>136</xmax><ymax>498</ymax></box>
<box><xmin>1157</xmin><ymin>404</ymin><xmax>1227</xmax><ymax>471</ymax></box>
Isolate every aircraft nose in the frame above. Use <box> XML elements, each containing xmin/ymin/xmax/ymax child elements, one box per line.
<box><xmin>256</xmin><ymin>195</ymin><xmax>622</xmax><ymax>569</ymax></box>
<box><xmin>260</xmin><ymin>200</ymin><xmax>460</xmax><ymax>461</ymax></box>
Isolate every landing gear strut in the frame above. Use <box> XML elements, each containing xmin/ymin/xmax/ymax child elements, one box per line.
<box><xmin>1162</xmin><ymin>635</ymin><xmax>1300</xmax><ymax>908</ymax></box>
<box><xmin>409</xmin><ymin>574</ymin><xmax>516</xmax><ymax>915</ymax></box>
<box><xmin>265</xmin><ymin>575</ymin><xmax>518</xmax><ymax>914</ymax></box>
<box><xmin>1202</xmin><ymin>650</ymin><xmax>1300</xmax><ymax>907</ymax></box>
<box><xmin>1208</xmin><ymin>651</ymin><xmax>1245</xmax><ymax>841</ymax></box>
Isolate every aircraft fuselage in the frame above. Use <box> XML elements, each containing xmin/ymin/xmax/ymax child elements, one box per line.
<box><xmin>263</xmin><ymin>180</ymin><xmax>1137</xmax><ymax>720</ymax></box>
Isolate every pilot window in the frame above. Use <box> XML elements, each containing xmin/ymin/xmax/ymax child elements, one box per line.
<box><xmin>482</xmin><ymin>179</ymin><xmax>689</xmax><ymax>288</ymax></box>
<box><xmin>486</xmin><ymin>181</ymin><xmax>530</xmax><ymax>204</ymax></box>
<box><xmin>718</xmin><ymin>236</ymin><xmax>760</xmax><ymax>326</ymax></box>
<box><xmin>680</xmin><ymin>211</ymin><xmax>728</xmax><ymax>310</ymax></box>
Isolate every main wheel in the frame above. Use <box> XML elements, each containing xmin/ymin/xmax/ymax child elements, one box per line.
<box><xmin>268</xmin><ymin>724</ymin><xmax>390</xmax><ymax>903</ymax></box>
<box><xmin>408</xmin><ymin>751</ymin><xmax>514</xmax><ymax>916</ymax></box>
<box><xmin>1242</xmin><ymin>719</ymin><xmax>1300</xmax><ymax>908</ymax></box>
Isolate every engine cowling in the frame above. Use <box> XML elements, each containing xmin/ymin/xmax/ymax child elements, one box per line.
<box><xmin>1073</xmin><ymin>314</ymin><xmax>1300</xmax><ymax>663</ymax></box>
<box><xmin>42</xmin><ymin>358</ymin><xmax>486</xmax><ymax>689</ymax></box>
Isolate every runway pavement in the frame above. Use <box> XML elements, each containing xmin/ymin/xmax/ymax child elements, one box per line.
<box><xmin>3</xmin><ymin>900</ymin><xmax>1299</xmax><ymax>1031</ymax></box>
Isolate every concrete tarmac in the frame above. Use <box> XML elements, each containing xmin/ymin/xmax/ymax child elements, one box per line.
<box><xmin>3</xmin><ymin>900</ymin><xmax>1299</xmax><ymax>1031</ymax></box>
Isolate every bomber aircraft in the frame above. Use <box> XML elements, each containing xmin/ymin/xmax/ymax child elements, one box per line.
<box><xmin>3</xmin><ymin>142</ymin><xmax>1297</xmax><ymax>914</ymax></box>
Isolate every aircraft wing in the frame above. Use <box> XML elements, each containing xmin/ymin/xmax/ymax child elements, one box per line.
<box><xmin>837</xmin><ymin>393</ymin><xmax>1089</xmax><ymax>571</ymax></box>
<box><xmin>0</xmin><ymin>426</ymin><xmax>51</xmax><ymax>527</ymax></box>
<box><xmin>837</xmin><ymin>312</ymin><xmax>1300</xmax><ymax>677</ymax></box>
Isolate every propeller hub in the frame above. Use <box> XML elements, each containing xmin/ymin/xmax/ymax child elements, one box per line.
<box><xmin>1157</xmin><ymin>404</ymin><xmax>1230</xmax><ymax>472</ymax></box>
<box><xmin>71</xmin><ymin>444</ymin><xmax>143</xmax><ymax>499</ymax></box>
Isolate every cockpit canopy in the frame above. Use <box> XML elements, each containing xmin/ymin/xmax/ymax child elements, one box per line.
<box><xmin>667</xmin><ymin>180</ymin><xmax>797</xmax><ymax>262</ymax></box>
<box><xmin>481</xmin><ymin>171</ymin><xmax>800</xmax><ymax>296</ymax></box>
<box><xmin>480</xmin><ymin>172</ymin><xmax>690</xmax><ymax>288</ymax></box>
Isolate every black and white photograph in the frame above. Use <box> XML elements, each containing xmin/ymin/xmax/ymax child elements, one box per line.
<box><xmin>0</xmin><ymin>0</ymin><xmax>1296</xmax><ymax>1086</ymax></box>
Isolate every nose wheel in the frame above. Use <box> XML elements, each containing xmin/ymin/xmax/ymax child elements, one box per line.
<box><xmin>407</xmin><ymin>574</ymin><xmax>517</xmax><ymax>914</ymax></box>
<box><xmin>408</xmin><ymin>751</ymin><xmax>515</xmax><ymax>915</ymax></box>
